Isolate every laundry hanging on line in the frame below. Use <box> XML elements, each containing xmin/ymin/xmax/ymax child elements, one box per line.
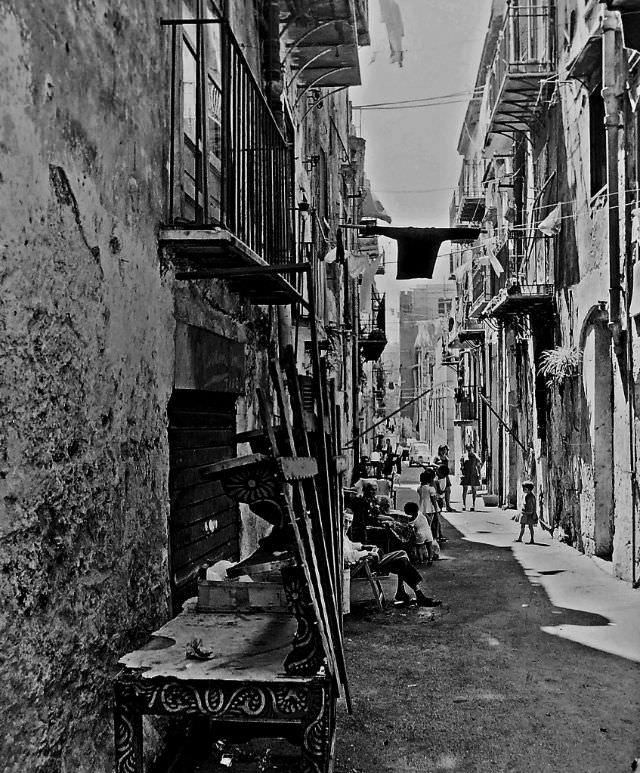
<box><xmin>360</xmin><ymin>225</ymin><xmax>482</xmax><ymax>279</ymax></box>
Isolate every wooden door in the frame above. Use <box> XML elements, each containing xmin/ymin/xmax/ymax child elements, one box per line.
<box><xmin>168</xmin><ymin>390</ymin><xmax>239</xmax><ymax>611</ymax></box>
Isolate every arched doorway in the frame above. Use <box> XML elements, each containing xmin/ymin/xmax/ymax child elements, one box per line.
<box><xmin>579</xmin><ymin>306</ymin><xmax>614</xmax><ymax>558</ymax></box>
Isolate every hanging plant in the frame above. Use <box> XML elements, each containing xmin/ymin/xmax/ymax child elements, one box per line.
<box><xmin>538</xmin><ymin>345</ymin><xmax>582</xmax><ymax>387</ymax></box>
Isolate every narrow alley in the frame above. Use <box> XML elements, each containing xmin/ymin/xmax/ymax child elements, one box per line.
<box><xmin>336</xmin><ymin>469</ymin><xmax>640</xmax><ymax>773</ymax></box>
<box><xmin>4</xmin><ymin>2</ymin><xmax>640</xmax><ymax>772</ymax></box>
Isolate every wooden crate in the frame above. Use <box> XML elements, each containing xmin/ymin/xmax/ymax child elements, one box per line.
<box><xmin>197</xmin><ymin>579</ymin><xmax>289</xmax><ymax>612</ymax></box>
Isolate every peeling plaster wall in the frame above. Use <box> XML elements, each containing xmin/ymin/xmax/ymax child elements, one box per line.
<box><xmin>0</xmin><ymin>4</ymin><xmax>174</xmax><ymax>769</ymax></box>
<box><xmin>0</xmin><ymin>2</ymin><xmax>270</xmax><ymax>770</ymax></box>
<box><xmin>541</xmin><ymin>81</ymin><xmax>614</xmax><ymax>556</ymax></box>
<box><xmin>540</xmin><ymin>14</ymin><xmax>635</xmax><ymax>576</ymax></box>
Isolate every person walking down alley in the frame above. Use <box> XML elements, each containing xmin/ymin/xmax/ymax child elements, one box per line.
<box><xmin>343</xmin><ymin>509</ymin><xmax>442</xmax><ymax>607</ymax></box>
<box><xmin>437</xmin><ymin>445</ymin><xmax>454</xmax><ymax>511</ymax></box>
<box><xmin>515</xmin><ymin>481</ymin><xmax>538</xmax><ymax>544</ymax></box>
<box><xmin>460</xmin><ymin>445</ymin><xmax>482</xmax><ymax>511</ymax></box>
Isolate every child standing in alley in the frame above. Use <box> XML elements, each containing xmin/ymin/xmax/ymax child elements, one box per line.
<box><xmin>417</xmin><ymin>468</ymin><xmax>443</xmax><ymax>543</ymax></box>
<box><xmin>403</xmin><ymin>501</ymin><xmax>433</xmax><ymax>564</ymax></box>
<box><xmin>515</xmin><ymin>480</ymin><xmax>538</xmax><ymax>544</ymax></box>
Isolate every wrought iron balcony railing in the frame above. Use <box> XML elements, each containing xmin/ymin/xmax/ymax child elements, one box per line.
<box><xmin>485</xmin><ymin>280</ymin><xmax>555</xmax><ymax>319</ymax></box>
<box><xmin>456</xmin><ymin>160</ymin><xmax>486</xmax><ymax>224</ymax></box>
<box><xmin>469</xmin><ymin>264</ymin><xmax>492</xmax><ymax>317</ymax></box>
<box><xmin>486</xmin><ymin>3</ymin><xmax>555</xmax><ymax>135</ymax></box>
<box><xmin>454</xmin><ymin>385</ymin><xmax>478</xmax><ymax>423</ymax></box>
<box><xmin>458</xmin><ymin>319</ymin><xmax>485</xmax><ymax>343</ymax></box>
<box><xmin>166</xmin><ymin>18</ymin><xmax>294</xmax><ymax>268</ymax></box>
<box><xmin>360</xmin><ymin>290</ymin><xmax>387</xmax><ymax>361</ymax></box>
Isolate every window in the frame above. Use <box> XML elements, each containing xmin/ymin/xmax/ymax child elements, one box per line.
<box><xmin>589</xmin><ymin>88</ymin><xmax>607</xmax><ymax>197</ymax></box>
<box><xmin>438</xmin><ymin>298</ymin><xmax>452</xmax><ymax>317</ymax></box>
<box><xmin>179</xmin><ymin>0</ymin><xmax>222</xmax><ymax>222</ymax></box>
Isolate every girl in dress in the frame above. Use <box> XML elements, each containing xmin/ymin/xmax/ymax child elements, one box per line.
<box><xmin>515</xmin><ymin>481</ymin><xmax>538</xmax><ymax>544</ymax></box>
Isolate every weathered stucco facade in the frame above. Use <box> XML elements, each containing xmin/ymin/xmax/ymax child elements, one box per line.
<box><xmin>1</xmin><ymin>4</ymin><xmax>176</xmax><ymax>768</ymax></box>
<box><xmin>1</xmin><ymin>0</ymin><xmax>372</xmax><ymax>768</ymax></box>
<box><xmin>449</xmin><ymin>0</ymin><xmax>640</xmax><ymax>584</ymax></box>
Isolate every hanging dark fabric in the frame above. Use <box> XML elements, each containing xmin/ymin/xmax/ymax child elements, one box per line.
<box><xmin>336</xmin><ymin>228</ymin><xmax>345</xmax><ymax>263</ymax></box>
<box><xmin>360</xmin><ymin>226</ymin><xmax>482</xmax><ymax>279</ymax></box>
<box><xmin>376</xmin><ymin>295</ymin><xmax>386</xmax><ymax>329</ymax></box>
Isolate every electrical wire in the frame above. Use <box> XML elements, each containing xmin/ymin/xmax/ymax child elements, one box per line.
<box><xmin>353</xmin><ymin>86</ymin><xmax>485</xmax><ymax>111</ymax></box>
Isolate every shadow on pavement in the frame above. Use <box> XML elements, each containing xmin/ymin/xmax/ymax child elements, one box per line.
<box><xmin>337</xmin><ymin>517</ymin><xmax>639</xmax><ymax>773</ymax></box>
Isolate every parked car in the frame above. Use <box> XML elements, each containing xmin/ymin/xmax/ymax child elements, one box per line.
<box><xmin>408</xmin><ymin>442</ymin><xmax>430</xmax><ymax>467</ymax></box>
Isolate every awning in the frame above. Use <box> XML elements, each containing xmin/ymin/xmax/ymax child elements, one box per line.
<box><xmin>281</xmin><ymin>0</ymin><xmax>366</xmax><ymax>86</ymax></box>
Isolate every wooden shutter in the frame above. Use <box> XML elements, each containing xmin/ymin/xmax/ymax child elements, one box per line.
<box><xmin>168</xmin><ymin>389</ymin><xmax>239</xmax><ymax>610</ymax></box>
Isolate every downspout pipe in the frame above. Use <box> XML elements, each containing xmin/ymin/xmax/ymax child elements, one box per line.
<box><xmin>602</xmin><ymin>9</ymin><xmax>624</xmax><ymax>354</ymax></box>
<box><xmin>602</xmin><ymin>8</ymin><xmax>639</xmax><ymax>586</ymax></box>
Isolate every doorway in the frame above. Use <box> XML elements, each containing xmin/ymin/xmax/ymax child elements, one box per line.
<box><xmin>168</xmin><ymin>389</ymin><xmax>239</xmax><ymax>610</ymax></box>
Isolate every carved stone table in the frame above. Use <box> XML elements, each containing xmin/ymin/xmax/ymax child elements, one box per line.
<box><xmin>113</xmin><ymin>606</ymin><xmax>335</xmax><ymax>773</ymax></box>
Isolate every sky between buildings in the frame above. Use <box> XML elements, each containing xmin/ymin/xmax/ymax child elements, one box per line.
<box><xmin>350</xmin><ymin>0</ymin><xmax>493</xmax><ymax>343</ymax></box>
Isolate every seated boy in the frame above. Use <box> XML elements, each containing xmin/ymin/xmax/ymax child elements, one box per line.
<box><xmin>403</xmin><ymin>501</ymin><xmax>434</xmax><ymax>565</ymax></box>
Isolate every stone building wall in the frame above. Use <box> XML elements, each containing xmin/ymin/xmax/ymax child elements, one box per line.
<box><xmin>538</xmin><ymin>15</ymin><xmax>628</xmax><ymax>573</ymax></box>
<box><xmin>0</xmin><ymin>2</ymin><xmax>271</xmax><ymax>770</ymax></box>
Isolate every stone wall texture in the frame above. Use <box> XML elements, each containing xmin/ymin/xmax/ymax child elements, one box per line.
<box><xmin>0</xmin><ymin>2</ymin><xmax>269</xmax><ymax>770</ymax></box>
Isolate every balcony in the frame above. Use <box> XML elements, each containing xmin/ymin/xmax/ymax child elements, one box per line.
<box><xmin>455</xmin><ymin>161</ymin><xmax>486</xmax><ymax>224</ymax></box>
<box><xmin>458</xmin><ymin>320</ymin><xmax>485</xmax><ymax>343</ymax></box>
<box><xmin>160</xmin><ymin>18</ymin><xmax>303</xmax><ymax>305</ymax></box>
<box><xmin>485</xmin><ymin>281</ymin><xmax>554</xmax><ymax>319</ymax></box>
<box><xmin>469</xmin><ymin>263</ymin><xmax>492</xmax><ymax>318</ymax></box>
<box><xmin>486</xmin><ymin>4</ymin><xmax>555</xmax><ymax>135</ymax></box>
<box><xmin>279</xmin><ymin>0</ymin><xmax>368</xmax><ymax>88</ymax></box>
<box><xmin>484</xmin><ymin>232</ymin><xmax>554</xmax><ymax>317</ymax></box>
<box><xmin>454</xmin><ymin>386</ymin><xmax>478</xmax><ymax>424</ymax></box>
<box><xmin>360</xmin><ymin>290</ymin><xmax>387</xmax><ymax>361</ymax></box>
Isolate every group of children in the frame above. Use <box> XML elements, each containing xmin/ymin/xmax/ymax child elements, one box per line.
<box><xmin>402</xmin><ymin>467</ymin><xmax>449</xmax><ymax>565</ymax></box>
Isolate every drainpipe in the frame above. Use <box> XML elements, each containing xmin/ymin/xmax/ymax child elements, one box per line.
<box><xmin>603</xmin><ymin>8</ymin><xmax>639</xmax><ymax>585</ymax></box>
<box><xmin>626</xmin><ymin>249</ymin><xmax>639</xmax><ymax>587</ymax></box>
<box><xmin>602</xmin><ymin>9</ymin><xmax>624</xmax><ymax>354</ymax></box>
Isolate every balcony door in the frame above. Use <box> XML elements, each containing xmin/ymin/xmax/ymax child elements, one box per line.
<box><xmin>179</xmin><ymin>0</ymin><xmax>222</xmax><ymax>223</ymax></box>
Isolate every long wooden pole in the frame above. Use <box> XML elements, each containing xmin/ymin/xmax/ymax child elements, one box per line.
<box><xmin>343</xmin><ymin>386</ymin><xmax>435</xmax><ymax>450</ymax></box>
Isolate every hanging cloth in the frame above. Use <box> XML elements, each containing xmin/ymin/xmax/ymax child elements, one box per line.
<box><xmin>379</xmin><ymin>0</ymin><xmax>404</xmax><ymax>66</ymax></box>
<box><xmin>361</xmin><ymin>226</ymin><xmax>482</xmax><ymax>279</ymax></box>
<box><xmin>537</xmin><ymin>204</ymin><xmax>562</xmax><ymax>237</ymax></box>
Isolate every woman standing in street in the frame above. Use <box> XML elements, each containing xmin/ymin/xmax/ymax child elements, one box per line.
<box><xmin>460</xmin><ymin>445</ymin><xmax>482</xmax><ymax>511</ymax></box>
<box><xmin>437</xmin><ymin>444</ymin><xmax>454</xmax><ymax>511</ymax></box>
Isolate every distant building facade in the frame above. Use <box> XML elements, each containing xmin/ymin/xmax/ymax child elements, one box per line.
<box><xmin>399</xmin><ymin>284</ymin><xmax>456</xmax><ymax>449</ymax></box>
<box><xmin>449</xmin><ymin>0</ymin><xmax>640</xmax><ymax>583</ymax></box>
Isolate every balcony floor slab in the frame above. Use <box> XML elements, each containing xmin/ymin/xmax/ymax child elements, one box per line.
<box><xmin>160</xmin><ymin>227</ymin><xmax>306</xmax><ymax>306</ymax></box>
